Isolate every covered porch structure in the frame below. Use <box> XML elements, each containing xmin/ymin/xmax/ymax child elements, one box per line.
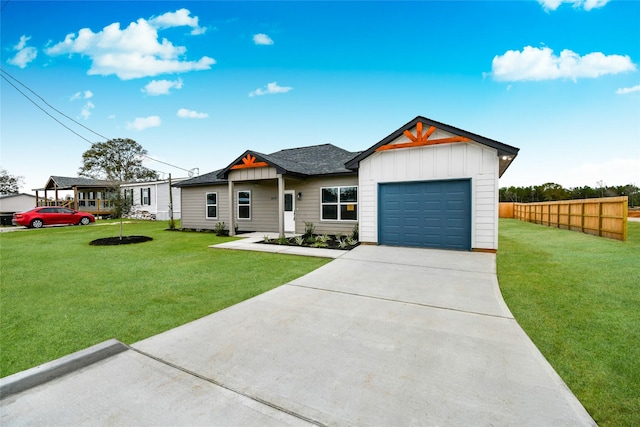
<box><xmin>34</xmin><ymin>176</ymin><xmax>117</xmax><ymax>216</ymax></box>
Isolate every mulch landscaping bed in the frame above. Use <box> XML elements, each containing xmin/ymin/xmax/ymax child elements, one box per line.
<box><xmin>261</xmin><ymin>235</ymin><xmax>359</xmax><ymax>251</ymax></box>
<box><xmin>90</xmin><ymin>236</ymin><xmax>153</xmax><ymax>246</ymax></box>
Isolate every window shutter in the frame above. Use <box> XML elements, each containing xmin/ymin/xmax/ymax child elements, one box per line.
<box><xmin>148</xmin><ymin>188</ymin><xmax>151</xmax><ymax>206</ymax></box>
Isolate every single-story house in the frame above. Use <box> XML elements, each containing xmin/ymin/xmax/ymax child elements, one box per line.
<box><xmin>175</xmin><ymin>116</ymin><xmax>519</xmax><ymax>251</ymax></box>
<box><xmin>34</xmin><ymin>176</ymin><xmax>117</xmax><ymax>216</ymax></box>
<box><xmin>120</xmin><ymin>177</ymin><xmax>186</xmax><ymax>220</ymax></box>
<box><xmin>0</xmin><ymin>193</ymin><xmax>37</xmax><ymax>213</ymax></box>
<box><xmin>0</xmin><ymin>193</ymin><xmax>37</xmax><ymax>225</ymax></box>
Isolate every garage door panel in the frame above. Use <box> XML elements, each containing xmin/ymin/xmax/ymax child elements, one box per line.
<box><xmin>379</xmin><ymin>180</ymin><xmax>471</xmax><ymax>250</ymax></box>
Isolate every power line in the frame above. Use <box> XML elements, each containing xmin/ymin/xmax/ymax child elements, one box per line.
<box><xmin>1</xmin><ymin>68</ymin><xmax>110</xmax><ymax>141</ymax></box>
<box><xmin>0</xmin><ymin>73</ymin><xmax>96</xmax><ymax>145</ymax></box>
<box><xmin>0</xmin><ymin>68</ymin><xmax>197</xmax><ymax>176</ymax></box>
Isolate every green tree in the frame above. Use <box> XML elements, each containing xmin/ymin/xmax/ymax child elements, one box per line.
<box><xmin>0</xmin><ymin>168</ymin><xmax>24</xmax><ymax>195</ymax></box>
<box><xmin>79</xmin><ymin>138</ymin><xmax>157</xmax><ymax>239</ymax></box>
<box><xmin>78</xmin><ymin>138</ymin><xmax>158</xmax><ymax>182</ymax></box>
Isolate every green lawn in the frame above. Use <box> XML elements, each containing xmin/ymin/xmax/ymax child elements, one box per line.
<box><xmin>497</xmin><ymin>219</ymin><xmax>640</xmax><ymax>427</ymax></box>
<box><xmin>0</xmin><ymin>221</ymin><xmax>329</xmax><ymax>378</ymax></box>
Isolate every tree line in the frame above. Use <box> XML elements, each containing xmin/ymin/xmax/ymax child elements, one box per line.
<box><xmin>499</xmin><ymin>183</ymin><xmax>639</xmax><ymax>207</ymax></box>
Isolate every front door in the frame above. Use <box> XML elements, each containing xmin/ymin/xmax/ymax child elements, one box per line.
<box><xmin>284</xmin><ymin>191</ymin><xmax>295</xmax><ymax>232</ymax></box>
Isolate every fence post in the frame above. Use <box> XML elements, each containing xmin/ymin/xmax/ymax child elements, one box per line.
<box><xmin>598</xmin><ymin>202</ymin><xmax>603</xmax><ymax>237</ymax></box>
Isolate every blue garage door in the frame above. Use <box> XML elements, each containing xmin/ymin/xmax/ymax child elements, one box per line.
<box><xmin>378</xmin><ymin>180</ymin><xmax>471</xmax><ymax>250</ymax></box>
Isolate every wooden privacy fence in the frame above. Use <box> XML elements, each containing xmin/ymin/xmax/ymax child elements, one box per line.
<box><xmin>507</xmin><ymin>197</ymin><xmax>628</xmax><ymax>241</ymax></box>
<box><xmin>499</xmin><ymin>202</ymin><xmax>514</xmax><ymax>219</ymax></box>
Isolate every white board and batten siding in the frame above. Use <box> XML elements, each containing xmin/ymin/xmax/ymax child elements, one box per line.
<box><xmin>359</xmin><ymin>135</ymin><xmax>500</xmax><ymax>250</ymax></box>
<box><xmin>122</xmin><ymin>179</ymin><xmax>184</xmax><ymax>221</ymax></box>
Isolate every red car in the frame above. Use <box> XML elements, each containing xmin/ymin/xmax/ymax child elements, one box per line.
<box><xmin>12</xmin><ymin>207</ymin><xmax>96</xmax><ymax>228</ymax></box>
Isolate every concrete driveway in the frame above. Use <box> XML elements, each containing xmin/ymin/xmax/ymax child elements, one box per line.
<box><xmin>1</xmin><ymin>245</ymin><xmax>595</xmax><ymax>426</ymax></box>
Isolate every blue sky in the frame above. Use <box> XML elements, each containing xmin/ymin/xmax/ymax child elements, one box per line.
<box><xmin>1</xmin><ymin>0</ymin><xmax>639</xmax><ymax>193</ymax></box>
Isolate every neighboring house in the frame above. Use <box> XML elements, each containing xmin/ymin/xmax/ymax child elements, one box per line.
<box><xmin>120</xmin><ymin>178</ymin><xmax>186</xmax><ymax>220</ymax></box>
<box><xmin>34</xmin><ymin>176</ymin><xmax>117</xmax><ymax>216</ymax></box>
<box><xmin>176</xmin><ymin>116</ymin><xmax>519</xmax><ymax>251</ymax></box>
<box><xmin>0</xmin><ymin>193</ymin><xmax>37</xmax><ymax>225</ymax></box>
<box><xmin>0</xmin><ymin>193</ymin><xmax>37</xmax><ymax>213</ymax></box>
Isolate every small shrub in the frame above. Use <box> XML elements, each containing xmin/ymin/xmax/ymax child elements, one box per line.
<box><xmin>338</xmin><ymin>238</ymin><xmax>349</xmax><ymax>249</ymax></box>
<box><xmin>263</xmin><ymin>234</ymin><xmax>271</xmax><ymax>243</ymax></box>
<box><xmin>317</xmin><ymin>233</ymin><xmax>330</xmax><ymax>243</ymax></box>
<box><xmin>351</xmin><ymin>223</ymin><xmax>359</xmax><ymax>240</ymax></box>
<box><xmin>214</xmin><ymin>222</ymin><xmax>229</xmax><ymax>236</ymax></box>
<box><xmin>335</xmin><ymin>232</ymin><xmax>343</xmax><ymax>241</ymax></box>
<box><xmin>347</xmin><ymin>236</ymin><xmax>358</xmax><ymax>246</ymax></box>
<box><xmin>295</xmin><ymin>236</ymin><xmax>305</xmax><ymax>246</ymax></box>
<box><xmin>311</xmin><ymin>241</ymin><xmax>328</xmax><ymax>248</ymax></box>
<box><xmin>303</xmin><ymin>222</ymin><xmax>315</xmax><ymax>238</ymax></box>
<box><xmin>277</xmin><ymin>236</ymin><xmax>288</xmax><ymax>245</ymax></box>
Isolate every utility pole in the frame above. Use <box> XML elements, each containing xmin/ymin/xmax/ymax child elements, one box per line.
<box><xmin>168</xmin><ymin>173</ymin><xmax>175</xmax><ymax>230</ymax></box>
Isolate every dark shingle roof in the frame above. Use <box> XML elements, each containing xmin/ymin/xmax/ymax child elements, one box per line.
<box><xmin>173</xmin><ymin>169</ymin><xmax>227</xmax><ymax>188</ymax></box>
<box><xmin>36</xmin><ymin>176</ymin><xmax>118</xmax><ymax>191</ymax></box>
<box><xmin>178</xmin><ymin>144</ymin><xmax>360</xmax><ymax>187</ymax></box>
<box><xmin>267</xmin><ymin>144</ymin><xmax>360</xmax><ymax>176</ymax></box>
<box><xmin>212</xmin><ymin>144</ymin><xmax>359</xmax><ymax>180</ymax></box>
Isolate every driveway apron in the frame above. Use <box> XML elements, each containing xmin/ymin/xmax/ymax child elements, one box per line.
<box><xmin>1</xmin><ymin>245</ymin><xmax>595</xmax><ymax>426</ymax></box>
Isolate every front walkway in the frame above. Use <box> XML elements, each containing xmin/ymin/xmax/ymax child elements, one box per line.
<box><xmin>211</xmin><ymin>231</ymin><xmax>347</xmax><ymax>258</ymax></box>
<box><xmin>1</xmin><ymin>246</ymin><xmax>595</xmax><ymax>426</ymax></box>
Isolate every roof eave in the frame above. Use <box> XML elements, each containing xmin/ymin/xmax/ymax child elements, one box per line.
<box><xmin>345</xmin><ymin>116</ymin><xmax>520</xmax><ymax>170</ymax></box>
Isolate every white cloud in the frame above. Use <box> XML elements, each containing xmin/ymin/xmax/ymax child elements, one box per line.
<box><xmin>538</xmin><ymin>0</ymin><xmax>610</xmax><ymax>11</ymax></box>
<box><xmin>177</xmin><ymin>108</ymin><xmax>208</xmax><ymax>118</ymax></box>
<box><xmin>491</xmin><ymin>46</ymin><xmax>636</xmax><ymax>82</ymax></box>
<box><xmin>45</xmin><ymin>9</ymin><xmax>214</xmax><ymax>80</ymax></box>
<box><xmin>559</xmin><ymin>158</ymin><xmax>640</xmax><ymax>187</ymax></box>
<box><xmin>7</xmin><ymin>35</ymin><xmax>37</xmax><ymax>68</ymax></box>
<box><xmin>71</xmin><ymin>90</ymin><xmax>93</xmax><ymax>101</ymax></box>
<box><xmin>142</xmin><ymin>78</ymin><xmax>184</xmax><ymax>95</ymax></box>
<box><xmin>149</xmin><ymin>8</ymin><xmax>206</xmax><ymax>35</ymax></box>
<box><xmin>253</xmin><ymin>33</ymin><xmax>274</xmax><ymax>45</ymax></box>
<box><xmin>80</xmin><ymin>101</ymin><xmax>95</xmax><ymax>120</ymax></box>
<box><xmin>616</xmin><ymin>85</ymin><xmax>640</xmax><ymax>95</ymax></box>
<box><xmin>126</xmin><ymin>116</ymin><xmax>161</xmax><ymax>131</ymax></box>
<box><xmin>249</xmin><ymin>82</ymin><xmax>293</xmax><ymax>97</ymax></box>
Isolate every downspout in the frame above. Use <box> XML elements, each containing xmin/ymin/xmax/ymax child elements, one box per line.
<box><xmin>228</xmin><ymin>178</ymin><xmax>235</xmax><ymax>236</ymax></box>
<box><xmin>278</xmin><ymin>174</ymin><xmax>285</xmax><ymax>238</ymax></box>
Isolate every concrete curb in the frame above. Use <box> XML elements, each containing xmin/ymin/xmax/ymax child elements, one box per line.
<box><xmin>0</xmin><ymin>339</ymin><xmax>128</xmax><ymax>399</ymax></box>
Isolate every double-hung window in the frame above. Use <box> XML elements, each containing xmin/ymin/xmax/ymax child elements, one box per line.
<box><xmin>321</xmin><ymin>186</ymin><xmax>357</xmax><ymax>221</ymax></box>
<box><xmin>206</xmin><ymin>192</ymin><xmax>217</xmax><ymax>219</ymax></box>
<box><xmin>237</xmin><ymin>191</ymin><xmax>251</xmax><ymax>220</ymax></box>
<box><xmin>141</xmin><ymin>188</ymin><xmax>151</xmax><ymax>206</ymax></box>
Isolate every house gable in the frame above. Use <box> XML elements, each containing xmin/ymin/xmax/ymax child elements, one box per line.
<box><xmin>346</xmin><ymin>116</ymin><xmax>519</xmax><ymax>177</ymax></box>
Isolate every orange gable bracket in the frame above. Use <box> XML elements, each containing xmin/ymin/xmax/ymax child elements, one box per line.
<box><xmin>376</xmin><ymin>123</ymin><xmax>471</xmax><ymax>152</ymax></box>
<box><xmin>231</xmin><ymin>154</ymin><xmax>269</xmax><ymax>170</ymax></box>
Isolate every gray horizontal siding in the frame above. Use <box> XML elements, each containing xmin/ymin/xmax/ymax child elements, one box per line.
<box><xmin>292</xmin><ymin>175</ymin><xmax>359</xmax><ymax>235</ymax></box>
<box><xmin>180</xmin><ymin>184</ymin><xmax>229</xmax><ymax>230</ymax></box>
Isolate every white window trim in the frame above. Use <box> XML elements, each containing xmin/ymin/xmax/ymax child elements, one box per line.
<box><xmin>141</xmin><ymin>187</ymin><xmax>151</xmax><ymax>206</ymax></box>
<box><xmin>320</xmin><ymin>186</ymin><xmax>358</xmax><ymax>221</ymax></box>
<box><xmin>237</xmin><ymin>190</ymin><xmax>251</xmax><ymax>220</ymax></box>
<box><xmin>206</xmin><ymin>192</ymin><xmax>218</xmax><ymax>219</ymax></box>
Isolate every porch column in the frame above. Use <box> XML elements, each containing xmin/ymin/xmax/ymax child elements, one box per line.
<box><xmin>228</xmin><ymin>179</ymin><xmax>235</xmax><ymax>236</ymax></box>
<box><xmin>35</xmin><ymin>190</ymin><xmax>39</xmax><ymax>207</ymax></box>
<box><xmin>277</xmin><ymin>174</ymin><xmax>285</xmax><ymax>238</ymax></box>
